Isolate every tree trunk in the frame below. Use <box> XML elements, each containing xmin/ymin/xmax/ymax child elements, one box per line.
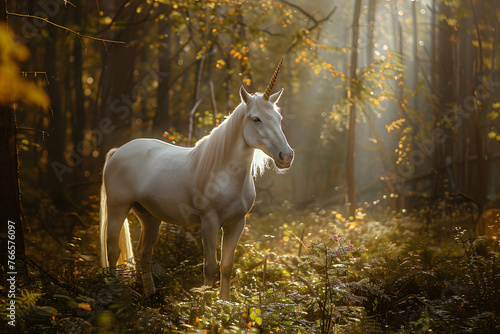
<box><xmin>411</xmin><ymin>0</ymin><xmax>418</xmax><ymax>110</ymax></box>
<box><xmin>345</xmin><ymin>0</ymin><xmax>362</xmax><ymax>218</ymax></box>
<box><xmin>430</xmin><ymin>0</ymin><xmax>441</xmax><ymax>197</ymax></box>
<box><xmin>471</xmin><ymin>0</ymin><xmax>489</xmax><ymax>210</ymax></box>
<box><xmin>366</xmin><ymin>0</ymin><xmax>376</xmax><ymax>66</ymax></box>
<box><xmin>155</xmin><ymin>14</ymin><xmax>172</xmax><ymax>136</ymax></box>
<box><xmin>70</xmin><ymin>4</ymin><xmax>86</xmax><ymax>180</ymax></box>
<box><xmin>0</xmin><ymin>0</ymin><xmax>26</xmax><ymax>275</ymax></box>
<box><xmin>0</xmin><ymin>107</ymin><xmax>27</xmax><ymax>272</ymax></box>
<box><xmin>45</xmin><ymin>25</ymin><xmax>67</xmax><ymax>199</ymax></box>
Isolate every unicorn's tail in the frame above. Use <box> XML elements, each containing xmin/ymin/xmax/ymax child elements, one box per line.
<box><xmin>100</xmin><ymin>148</ymin><xmax>134</xmax><ymax>268</ymax></box>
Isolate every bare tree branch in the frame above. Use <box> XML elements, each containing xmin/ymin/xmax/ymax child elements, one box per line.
<box><xmin>281</xmin><ymin>2</ymin><xmax>337</xmax><ymax>53</ymax></box>
<box><xmin>279</xmin><ymin>0</ymin><xmax>317</xmax><ymax>24</ymax></box>
<box><xmin>6</xmin><ymin>11</ymin><xmax>124</xmax><ymax>44</ymax></box>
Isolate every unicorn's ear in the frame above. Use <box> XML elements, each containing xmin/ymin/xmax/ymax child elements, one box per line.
<box><xmin>269</xmin><ymin>88</ymin><xmax>284</xmax><ymax>104</ymax></box>
<box><xmin>240</xmin><ymin>85</ymin><xmax>252</xmax><ymax>104</ymax></box>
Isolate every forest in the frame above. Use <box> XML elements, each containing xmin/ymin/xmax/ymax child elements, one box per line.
<box><xmin>0</xmin><ymin>0</ymin><xmax>499</xmax><ymax>332</ymax></box>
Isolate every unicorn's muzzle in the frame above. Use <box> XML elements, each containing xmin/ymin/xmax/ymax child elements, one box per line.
<box><xmin>276</xmin><ymin>150</ymin><xmax>294</xmax><ymax>169</ymax></box>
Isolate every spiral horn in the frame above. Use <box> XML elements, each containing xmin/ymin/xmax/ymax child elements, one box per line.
<box><xmin>263</xmin><ymin>57</ymin><xmax>284</xmax><ymax>101</ymax></box>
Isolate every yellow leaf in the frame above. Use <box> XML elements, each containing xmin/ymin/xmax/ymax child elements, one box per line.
<box><xmin>216</xmin><ymin>59</ymin><xmax>226</xmax><ymax>69</ymax></box>
<box><xmin>78</xmin><ymin>303</ymin><xmax>92</xmax><ymax>311</ymax></box>
<box><xmin>488</xmin><ymin>131</ymin><xmax>497</xmax><ymax>139</ymax></box>
<box><xmin>487</xmin><ymin>111</ymin><xmax>499</xmax><ymax>120</ymax></box>
<box><xmin>386</xmin><ymin>118</ymin><xmax>406</xmax><ymax>133</ymax></box>
<box><xmin>0</xmin><ymin>24</ymin><xmax>49</xmax><ymax>109</ymax></box>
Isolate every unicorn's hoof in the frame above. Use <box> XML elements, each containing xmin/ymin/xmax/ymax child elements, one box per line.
<box><xmin>142</xmin><ymin>272</ymin><xmax>156</xmax><ymax>296</ymax></box>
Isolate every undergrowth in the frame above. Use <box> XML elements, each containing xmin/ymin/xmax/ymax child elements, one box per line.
<box><xmin>1</xmin><ymin>201</ymin><xmax>499</xmax><ymax>333</ymax></box>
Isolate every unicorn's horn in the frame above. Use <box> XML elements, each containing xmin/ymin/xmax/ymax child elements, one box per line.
<box><xmin>263</xmin><ymin>57</ymin><xmax>284</xmax><ymax>101</ymax></box>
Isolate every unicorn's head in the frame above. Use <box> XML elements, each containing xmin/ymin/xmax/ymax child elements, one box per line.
<box><xmin>239</xmin><ymin>58</ymin><xmax>294</xmax><ymax>170</ymax></box>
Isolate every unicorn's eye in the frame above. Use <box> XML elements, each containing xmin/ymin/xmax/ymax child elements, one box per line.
<box><xmin>252</xmin><ymin>117</ymin><xmax>261</xmax><ymax>123</ymax></box>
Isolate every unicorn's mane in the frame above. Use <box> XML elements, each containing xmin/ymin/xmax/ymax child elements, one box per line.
<box><xmin>251</xmin><ymin>147</ymin><xmax>271</xmax><ymax>175</ymax></box>
<box><xmin>188</xmin><ymin>100</ymin><xmax>271</xmax><ymax>191</ymax></box>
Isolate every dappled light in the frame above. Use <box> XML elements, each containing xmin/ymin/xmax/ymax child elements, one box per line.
<box><xmin>0</xmin><ymin>0</ymin><xmax>499</xmax><ymax>333</ymax></box>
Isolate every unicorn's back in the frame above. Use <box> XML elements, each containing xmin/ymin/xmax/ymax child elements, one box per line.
<box><xmin>103</xmin><ymin>138</ymin><xmax>198</xmax><ymax>225</ymax></box>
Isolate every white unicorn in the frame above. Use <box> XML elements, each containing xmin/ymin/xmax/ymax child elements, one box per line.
<box><xmin>100</xmin><ymin>58</ymin><xmax>293</xmax><ymax>301</ymax></box>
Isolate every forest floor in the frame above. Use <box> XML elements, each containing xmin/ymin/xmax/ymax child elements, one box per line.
<box><xmin>1</xmin><ymin>194</ymin><xmax>499</xmax><ymax>333</ymax></box>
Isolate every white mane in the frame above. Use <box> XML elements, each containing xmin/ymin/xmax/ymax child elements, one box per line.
<box><xmin>252</xmin><ymin>148</ymin><xmax>272</xmax><ymax>176</ymax></box>
<box><xmin>188</xmin><ymin>101</ymin><xmax>271</xmax><ymax>191</ymax></box>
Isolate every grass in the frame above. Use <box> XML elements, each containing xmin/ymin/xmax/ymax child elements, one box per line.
<box><xmin>1</xmin><ymin>198</ymin><xmax>499</xmax><ymax>333</ymax></box>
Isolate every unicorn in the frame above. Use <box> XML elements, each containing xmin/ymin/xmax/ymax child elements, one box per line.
<box><xmin>100</xmin><ymin>58</ymin><xmax>293</xmax><ymax>301</ymax></box>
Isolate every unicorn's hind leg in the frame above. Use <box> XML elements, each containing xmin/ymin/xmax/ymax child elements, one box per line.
<box><xmin>106</xmin><ymin>203</ymin><xmax>132</xmax><ymax>269</ymax></box>
<box><xmin>132</xmin><ymin>204</ymin><xmax>161</xmax><ymax>296</ymax></box>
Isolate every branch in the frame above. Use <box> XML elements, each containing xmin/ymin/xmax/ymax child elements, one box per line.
<box><xmin>23</xmin><ymin>255</ymin><xmax>74</xmax><ymax>292</ymax></box>
<box><xmin>296</xmin><ymin>276</ymin><xmax>317</xmax><ymax>298</ymax></box>
<box><xmin>209</xmin><ymin>81</ymin><xmax>218</xmax><ymax>126</ymax></box>
<box><xmin>386</xmin><ymin>83</ymin><xmax>434</xmax><ymax>165</ymax></box>
<box><xmin>226</xmin><ymin>17</ymin><xmax>289</xmax><ymax>37</ymax></box>
<box><xmin>167</xmin><ymin>56</ymin><xmax>198</xmax><ymax>91</ymax></box>
<box><xmin>6</xmin><ymin>11</ymin><xmax>124</xmax><ymax>44</ymax></box>
<box><xmin>280</xmin><ymin>0</ymin><xmax>336</xmax><ymax>31</ymax></box>
<box><xmin>308</xmin><ymin>6</ymin><xmax>337</xmax><ymax>31</ymax></box>
<box><xmin>279</xmin><ymin>0</ymin><xmax>317</xmax><ymax>23</ymax></box>
<box><xmin>17</xmin><ymin>126</ymin><xmax>48</xmax><ymax>135</ymax></box>
<box><xmin>187</xmin><ymin>98</ymin><xmax>203</xmax><ymax>145</ymax></box>
<box><xmin>96</xmin><ymin>1</ymin><xmax>156</xmax><ymax>31</ymax></box>
<box><xmin>281</xmin><ymin>2</ymin><xmax>337</xmax><ymax>53</ymax></box>
<box><xmin>91</xmin><ymin>0</ymin><xmax>129</xmax><ymax>35</ymax></box>
<box><xmin>171</xmin><ymin>35</ymin><xmax>193</xmax><ymax>63</ymax></box>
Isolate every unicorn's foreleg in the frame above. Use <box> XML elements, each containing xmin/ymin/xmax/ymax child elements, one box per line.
<box><xmin>133</xmin><ymin>208</ymin><xmax>161</xmax><ymax>296</ymax></box>
<box><xmin>201</xmin><ymin>213</ymin><xmax>220</xmax><ymax>288</ymax></box>
<box><xmin>220</xmin><ymin>218</ymin><xmax>245</xmax><ymax>301</ymax></box>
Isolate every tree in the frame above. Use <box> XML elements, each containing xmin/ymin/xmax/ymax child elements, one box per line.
<box><xmin>0</xmin><ymin>0</ymin><xmax>24</xmax><ymax>275</ymax></box>
<box><xmin>345</xmin><ymin>0</ymin><xmax>362</xmax><ymax>219</ymax></box>
<box><xmin>0</xmin><ymin>1</ymin><xmax>49</xmax><ymax>274</ymax></box>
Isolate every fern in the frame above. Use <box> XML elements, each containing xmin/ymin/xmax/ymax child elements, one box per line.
<box><xmin>385</xmin><ymin>118</ymin><xmax>406</xmax><ymax>133</ymax></box>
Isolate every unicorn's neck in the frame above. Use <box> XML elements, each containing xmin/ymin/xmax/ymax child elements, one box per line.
<box><xmin>189</xmin><ymin>103</ymin><xmax>254</xmax><ymax>190</ymax></box>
